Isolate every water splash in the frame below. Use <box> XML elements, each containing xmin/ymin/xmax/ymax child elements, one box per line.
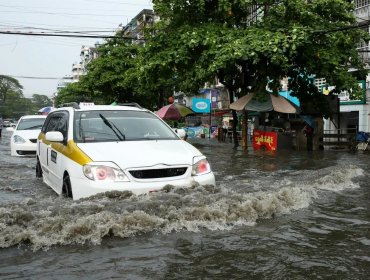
<box><xmin>0</xmin><ymin>164</ymin><xmax>364</xmax><ymax>251</ymax></box>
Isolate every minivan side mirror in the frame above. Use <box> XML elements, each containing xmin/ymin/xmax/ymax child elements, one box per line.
<box><xmin>45</xmin><ymin>131</ymin><xmax>64</xmax><ymax>142</ymax></box>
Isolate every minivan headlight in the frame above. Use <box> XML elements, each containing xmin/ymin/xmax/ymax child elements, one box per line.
<box><xmin>192</xmin><ymin>157</ymin><xmax>211</xmax><ymax>176</ymax></box>
<box><xmin>83</xmin><ymin>162</ymin><xmax>129</xmax><ymax>182</ymax></box>
<box><xmin>13</xmin><ymin>135</ymin><xmax>26</xmax><ymax>144</ymax></box>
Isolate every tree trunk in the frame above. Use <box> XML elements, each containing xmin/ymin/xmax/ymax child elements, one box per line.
<box><xmin>232</xmin><ymin>109</ymin><xmax>239</xmax><ymax>148</ymax></box>
<box><xmin>241</xmin><ymin>110</ymin><xmax>248</xmax><ymax>150</ymax></box>
<box><xmin>226</xmin><ymin>87</ymin><xmax>239</xmax><ymax>148</ymax></box>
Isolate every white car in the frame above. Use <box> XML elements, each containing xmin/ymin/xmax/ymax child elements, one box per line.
<box><xmin>9</xmin><ymin>115</ymin><xmax>47</xmax><ymax>156</ymax></box>
<box><xmin>36</xmin><ymin>103</ymin><xmax>215</xmax><ymax>200</ymax></box>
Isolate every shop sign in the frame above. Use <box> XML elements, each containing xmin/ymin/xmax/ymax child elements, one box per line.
<box><xmin>192</xmin><ymin>98</ymin><xmax>210</xmax><ymax>113</ymax></box>
<box><xmin>185</xmin><ymin>126</ymin><xmax>204</xmax><ymax>138</ymax></box>
<box><xmin>253</xmin><ymin>130</ymin><xmax>277</xmax><ymax>151</ymax></box>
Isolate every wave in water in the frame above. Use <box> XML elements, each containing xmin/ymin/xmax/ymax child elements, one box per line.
<box><xmin>0</xmin><ymin>165</ymin><xmax>363</xmax><ymax>251</ymax></box>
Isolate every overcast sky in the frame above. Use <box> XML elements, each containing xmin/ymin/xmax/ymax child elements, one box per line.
<box><xmin>0</xmin><ymin>0</ymin><xmax>153</xmax><ymax>98</ymax></box>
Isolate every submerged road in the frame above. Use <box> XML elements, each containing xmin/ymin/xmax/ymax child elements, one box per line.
<box><xmin>0</xmin><ymin>129</ymin><xmax>369</xmax><ymax>279</ymax></box>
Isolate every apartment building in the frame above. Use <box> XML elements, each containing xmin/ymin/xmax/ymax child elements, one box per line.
<box><xmin>121</xmin><ymin>9</ymin><xmax>156</xmax><ymax>44</ymax></box>
<box><xmin>322</xmin><ymin>1</ymin><xmax>370</xmax><ymax>135</ymax></box>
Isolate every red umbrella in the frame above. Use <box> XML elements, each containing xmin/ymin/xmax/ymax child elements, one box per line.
<box><xmin>156</xmin><ymin>103</ymin><xmax>194</xmax><ymax>120</ymax></box>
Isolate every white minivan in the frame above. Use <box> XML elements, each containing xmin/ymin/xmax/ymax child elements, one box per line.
<box><xmin>9</xmin><ymin>115</ymin><xmax>47</xmax><ymax>156</ymax></box>
<box><xmin>36</xmin><ymin>103</ymin><xmax>215</xmax><ymax>200</ymax></box>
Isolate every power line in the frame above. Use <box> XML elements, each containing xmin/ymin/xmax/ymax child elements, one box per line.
<box><xmin>0</xmin><ymin>1</ymin><xmax>152</xmax><ymax>10</ymax></box>
<box><xmin>0</xmin><ymin>10</ymin><xmax>134</xmax><ymax>17</ymax></box>
<box><xmin>0</xmin><ymin>21</ymin><xmax>118</xmax><ymax>31</ymax></box>
<box><xmin>0</xmin><ymin>25</ymin><xmax>116</xmax><ymax>33</ymax></box>
<box><xmin>7</xmin><ymin>75</ymin><xmax>64</xmax><ymax>80</ymax></box>
<box><xmin>0</xmin><ymin>30</ymin><xmax>142</xmax><ymax>40</ymax></box>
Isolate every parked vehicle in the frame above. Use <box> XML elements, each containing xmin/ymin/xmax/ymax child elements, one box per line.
<box><xmin>9</xmin><ymin>115</ymin><xmax>47</xmax><ymax>156</ymax></box>
<box><xmin>3</xmin><ymin>120</ymin><xmax>11</xmax><ymax>127</ymax></box>
<box><xmin>36</xmin><ymin>103</ymin><xmax>216</xmax><ymax>200</ymax></box>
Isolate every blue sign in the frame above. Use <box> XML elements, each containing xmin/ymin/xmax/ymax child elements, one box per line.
<box><xmin>279</xmin><ymin>90</ymin><xmax>300</xmax><ymax>106</ymax></box>
<box><xmin>192</xmin><ymin>98</ymin><xmax>210</xmax><ymax>113</ymax></box>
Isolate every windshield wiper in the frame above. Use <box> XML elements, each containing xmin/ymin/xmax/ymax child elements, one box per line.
<box><xmin>99</xmin><ymin>114</ymin><xmax>125</xmax><ymax>141</ymax></box>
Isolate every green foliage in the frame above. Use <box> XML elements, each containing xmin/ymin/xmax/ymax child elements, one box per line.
<box><xmin>56</xmin><ymin>42</ymin><xmax>159</xmax><ymax>109</ymax></box>
<box><xmin>0</xmin><ymin>75</ymin><xmax>31</xmax><ymax>119</ymax></box>
<box><xmin>150</xmin><ymin>0</ymin><xmax>367</xmax><ymax>116</ymax></box>
<box><xmin>56</xmin><ymin>0</ymin><xmax>367</xmax><ymax>119</ymax></box>
<box><xmin>55</xmin><ymin>80</ymin><xmax>97</xmax><ymax>106</ymax></box>
<box><xmin>31</xmin><ymin>94</ymin><xmax>52</xmax><ymax>109</ymax></box>
<box><xmin>0</xmin><ymin>75</ymin><xmax>23</xmax><ymax>104</ymax></box>
<box><xmin>0</xmin><ymin>91</ymin><xmax>37</xmax><ymax>119</ymax></box>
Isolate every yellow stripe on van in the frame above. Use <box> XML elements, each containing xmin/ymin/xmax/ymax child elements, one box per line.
<box><xmin>60</xmin><ymin>140</ymin><xmax>92</xmax><ymax>165</ymax></box>
<box><xmin>39</xmin><ymin>133</ymin><xmax>92</xmax><ymax>165</ymax></box>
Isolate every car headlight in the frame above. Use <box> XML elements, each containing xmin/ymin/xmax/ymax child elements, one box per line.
<box><xmin>192</xmin><ymin>156</ymin><xmax>211</xmax><ymax>176</ymax></box>
<box><xmin>13</xmin><ymin>135</ymin><xmax>26</xmax><ymax>144</ymax></box>
<box><xmin>83</xmin><ymin>162</ymin><xmax>129</xmax><ymax>182</ymax></box>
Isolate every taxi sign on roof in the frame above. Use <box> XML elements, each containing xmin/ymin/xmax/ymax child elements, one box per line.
<box><xmin>79</xmin><ymin>102</ymin><xmax>95</xmax><ymax>108</ymax></box>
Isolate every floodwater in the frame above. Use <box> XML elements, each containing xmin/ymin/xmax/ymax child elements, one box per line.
<box><xmin>0</xmin><ymin>129</ymin><xmax>369</xmax><ymax>279</ymax></box>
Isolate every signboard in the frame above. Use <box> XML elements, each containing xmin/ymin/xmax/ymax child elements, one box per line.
<box><xmin>279</xmin><ymin>90</ymin><xmax>300</xmax><ymax>106</ymax></box>
<box><xmin>185</xmin><ymin>126</ymin><xmax>206</xmax><ymax>138</ymax></box>
<box><xmin>253</xmin><ymin>130</ymin><xmax>278</xmax><ymax>151</ymax></box>
<box><xmin>192</xmin><ymin>98</ymin><xmax>210</xmax><ymax>113</ymax></box>
<box><xmin>211</xmin><ymin>89</ymin><xmax>218</xmax><ymax>109</ymax></box>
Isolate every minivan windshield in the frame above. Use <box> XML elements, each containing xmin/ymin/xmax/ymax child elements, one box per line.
<box><xmin>74</xmin><ymin>110</ymin><xmax>179</xmax><ymax>142</ymax></box>
<box><xmin>17</xmin><ymin>118</ymin><xmax>46</xmax><ymax>130</ymax></box>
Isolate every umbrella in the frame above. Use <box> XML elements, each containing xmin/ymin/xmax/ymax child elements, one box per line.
<box><xmin>156</xmin><ymin>103</ymin><xmax>194</xmax><ymax>120</ymax></box>
<box><xmin>229</xmin><ymin>93</ymin><xmax>298</xmax><ymax>114</ymax></box>
<box><xmin>38</xmin><ymin>106</ymin><xmax>55</xmax><ymax>115</ymax></box>
<box><xmin>301</xmin><ymin>115</ymin><xmax>316</xmax><ymax>129</ymax></box>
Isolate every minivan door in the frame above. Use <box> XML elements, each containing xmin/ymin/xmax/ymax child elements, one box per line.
<box><xmin>40</xmin><ymin>112</ymin><xmax>69</xmax><ymax>193</ymax></box>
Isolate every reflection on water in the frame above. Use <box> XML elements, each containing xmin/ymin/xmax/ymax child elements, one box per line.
<box><xmin>0</xmin><ymin>132</ymin><xmax>370</xmax><ymax>279</ymax></box>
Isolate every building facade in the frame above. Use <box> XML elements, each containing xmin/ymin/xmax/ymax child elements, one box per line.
<box><xmin>322</xmin><ymin>1</ymin><xmax>370</xmax><ymax>137</ymax></box>
<box><xmin>121</xmin><ymin>9</ymin><xmax>156</xmax><ymax>44</ymax></box>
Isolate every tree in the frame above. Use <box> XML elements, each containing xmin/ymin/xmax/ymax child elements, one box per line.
<box><xmin>0</xmin><ymin>90</ymin><xmax>34</xmax><ymax>119</ymax></box>
<box><xmin>55</xmin><ymin>81</ymin><xmax>93</xmax><ymax>106</ymax></box>
<box><xmin>0</xmin><ymin>75</ymin><xmax>23</xmax><ymax>104</ymax></box>
<box><xmin>31</xmin><ymin>94</ymin><xmax>52</xmax><ymax>109</ymax></box>
<box><xmin>145</xmin><ymin>0</ymin><xmax>368</xmax><ymax>147</ymax></box>
<box><xmin>0</xmin><ymin>76</ymin><xmax>27</xmax><ymax>118</ymax></box>
<box><xmin>55</xmin><ymin>41</ymin><xmax>159</xmax><ymax>109</ymax></box>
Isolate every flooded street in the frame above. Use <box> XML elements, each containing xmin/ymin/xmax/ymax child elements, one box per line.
<box><xmin>0</xmin><ymin>129</ymin><xmax>370</xmax><ymax>279</ymax></box>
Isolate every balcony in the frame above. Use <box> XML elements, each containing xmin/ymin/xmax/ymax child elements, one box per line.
<box><xmin>357</xmin><ymin>44</ymin><xmax>370</xmax><ymax>65</ymax></box>
<box><xmin>354</xmin><ymin>3</ymin><xmax>370</xmax><ymax>21</ymax></box>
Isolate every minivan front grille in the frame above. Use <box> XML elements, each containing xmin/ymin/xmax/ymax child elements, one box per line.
<box><xmin>129</xmin><ymin>167</ymin><xmax>187</xmax><ymax>179</ymax></box>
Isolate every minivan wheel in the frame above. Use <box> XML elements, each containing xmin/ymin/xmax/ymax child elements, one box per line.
<box><xmin>63</xmin><ymin>174</ymin><xmax>73</xmax><ymax>199</ymax></box>
<box><xmin>36</xmin><ymin>158</ymin><xmax>42</xmax><ymax>178</ymax></box>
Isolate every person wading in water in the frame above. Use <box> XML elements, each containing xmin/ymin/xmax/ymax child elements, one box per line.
<box><xmin>304</xmin><ymin>124</ymin><xmax>314</xmax><ymax>151</ymax></box>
